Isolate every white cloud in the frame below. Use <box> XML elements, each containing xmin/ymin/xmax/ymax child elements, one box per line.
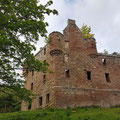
<box><xmin>36</xmin><ymin>0</ymin><xmax>120</xmax><ymax>54</ymax></box>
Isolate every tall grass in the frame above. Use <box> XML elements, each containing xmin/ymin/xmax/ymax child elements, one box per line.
<box><xmin>0</xmin><ymin>107</ymin><xmax>120</xmax><ymax>120</ymax></box>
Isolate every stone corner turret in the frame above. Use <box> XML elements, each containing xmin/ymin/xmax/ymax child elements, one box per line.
<box><xmin>49</xmin><ymin>32</ymin><xmax>63</xmax><ymax>56</ymax></box>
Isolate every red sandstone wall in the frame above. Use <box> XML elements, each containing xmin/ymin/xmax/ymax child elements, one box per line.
<box><xmin>21</xmin><ymin>44</ymin><xmax>56</xmax><ymax>110</ymax></box>
<box><xmin>54</xmin><ymin>19</ymin><xmax>120</xmax><ymax>108</ymax></box>
<box><xmin>21</xmin><ymin>19</ymin><xmax>120</xmax><ymax>111</ymax></box>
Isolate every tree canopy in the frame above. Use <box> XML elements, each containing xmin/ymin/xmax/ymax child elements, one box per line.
<box><xmin>0</xmin><ymin>0</ymin><xmax>58</xmax><ymax>112</ymax></box>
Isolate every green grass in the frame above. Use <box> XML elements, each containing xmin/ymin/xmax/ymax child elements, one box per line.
<box><xmin>0</xmin><ymin>107</ymin><xmax>120</xmax><ymax>120</ymax></box>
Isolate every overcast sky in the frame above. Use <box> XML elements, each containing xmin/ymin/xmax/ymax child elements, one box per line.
<box><xmin>35</xmin><ymin>0</ymin><xmax>120</xmax><ymax>54</ymax></box>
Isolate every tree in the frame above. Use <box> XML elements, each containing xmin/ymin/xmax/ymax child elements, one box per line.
<box><xmin>0</xmin><ymin>0</ymin><xmax>58</xmax><ymax>112</ymax></box>
<box><xmin>103</xmin><ymin>49</ymin><xmax>108</xmax><ymax>55</ymax></box>
<box><xmin>0</xmin><ymin>86</ymin><xmax>34</xmax><ymax>112</ymax></box>
<box><xmin>80</xmin><ymin>24</ymin><xmax>94</xmax><ymax>39</ymax></box>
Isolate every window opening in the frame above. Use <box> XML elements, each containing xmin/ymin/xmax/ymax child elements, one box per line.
<box><xmin>105</xmin><ymin>73</ymin><xmax>110</xmax><ymax>83</ymax></box>
<box><xmin>46</xmin><ymin>93</ymin><xmax>50</xmax><ymax>104</ymax></box>
<box><xmin>43</xmin><ymin>75</ymin><xmax>46</xmax><ymax>84</ymax></box>
<box><xmin>44</xmin><ymin>48</ymin><xmax>46</xmax><ymax>55</ymax></box>
<box><xmin>102</xmin><ymin>58</ymin><xmax>106</xmax><ymax>65</ymax></box>
<box><xmin>65</xmin><ymin>69</ymin><xmax>70</xmax><ymax>78</ymax></box>
<box><xmin>43</xmin><ymin>60</ymin><xmax>46</xmax><ymax>63</ymax></box>
<box><xmin>31</xmin><ymin>83</ymin><xmax>33</xmax><ymax>90</ymax></box>
<box><xmin>87</xmin><ymin>71</ymin><xmax>91</xmax><ymax>80</ymax></box>
<box><xmin>43</xmin><ymin>75</ymin><xmax>46</xmax><ymax>79</ymax></box>
<box><xmin>39</xmin><ymin>97</ymin><xmax>42</xmax><ymax>106</ymax></box>
<box><xmin>28</xmin><ymin>103</ymin><xmax>31</xmax><ymax>110</ymax></box>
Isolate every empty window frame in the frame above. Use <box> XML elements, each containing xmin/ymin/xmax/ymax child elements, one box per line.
<box><xmin>31</xmin><ymin>83</ymin><xmax>33</xmax><ymax>90</ymax></box>
<box><xmin>28</xmin><ymin>103</ymin><xmax>31</xmax><ymax>110</ymax></box>
<box><xmin>102</xmin><ymin>58</ymin><xmax>106</xmax><ymax>65</ymax></box>
<box><xmin>39</xmin><ymin>97</ymin><xmax>43</xmax><ymax>106</ymax></box>
<box><xmin>105</xmin><ymin>73</ymin><xmax>110</xmax><ymax>83</ymax></box>
<box><xmin>46</xmin><ymin>93</ymin><xmax>50</xmax><ymax>104</ymax></box>
<box><xmin>43</xmin><ymin>75</ymin><xmax>46</xmax><ymax>79</ymax></box>
<box><xmin>43</xmin><ymin>74</ymin><xmax>46</xmax><ymax>84</ymax></box>
<box><xmin>44</xmin><ymin>48</ymin><xmax>46</xmax><ymax>55</ymax></box>
<box><xmin>43</xmin><ymin>60</ymin><xmax>46</xmax><ymax>63</ymax></box>
<box><xmin>87</xmin><ymin>71</ymin><xmax>91</xmax><ymax>80</ymax></box>
<box><xmin>65</xmin><ymin>69</ymin><xmax>70</xmax><ymax>78</ymax></box>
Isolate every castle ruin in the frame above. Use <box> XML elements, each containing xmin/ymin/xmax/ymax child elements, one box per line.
<box><xmin>21</xmin><ymin>19</ymin><xmax>120</xmax><ymax>111</ymax></box>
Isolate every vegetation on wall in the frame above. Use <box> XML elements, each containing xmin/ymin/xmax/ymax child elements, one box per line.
<box><xmin>80</xmin><ymin>24</ymin><xmax>94</xmax><ymax>39</ymax></box>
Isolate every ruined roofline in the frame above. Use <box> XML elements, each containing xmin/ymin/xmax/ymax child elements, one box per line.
<box><xmin>35</xmin><ymin>19</ymin><xmax>78</xmax><ymax>57</ymax></box>
<box><xmin>49</xmin><ymin>31</ymin><xmax>63</xmax><ymax>36</ymax></box>
<box><xmin>68</xmin><ymin>19</ymin><xmax>76</xmax><ymax>25</ymax></box>
<box><xmin>35</xmin><ymin>44</ymin><xmax>48</xmax><ymax>57</ymax></box>
<box><xmin>35</xmin><ymin>18</ymin><xmax>97</xmax><ymax>57</ymax></box>
<box><xmin>98</xmin><ymin>53</ymin><xmax>120</xmax><ymax>58</ymax></box>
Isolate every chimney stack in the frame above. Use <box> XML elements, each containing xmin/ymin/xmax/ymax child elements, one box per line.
<box><xmin>68</xmin><ymin>19</ymin><xmax>76</xmax><ymax>25</ymax></box>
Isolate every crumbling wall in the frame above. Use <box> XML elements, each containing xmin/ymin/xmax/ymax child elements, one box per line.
<box><xmin>21</xmin><ymin>19</ymin><xmax>120</xmax><ymax>110</ymax></box>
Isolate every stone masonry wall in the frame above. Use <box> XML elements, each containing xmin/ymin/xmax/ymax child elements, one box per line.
<box><xmin>21</xmin><ymin>19</ymin><xmax>120</xmax><ymax>111</ymax></box>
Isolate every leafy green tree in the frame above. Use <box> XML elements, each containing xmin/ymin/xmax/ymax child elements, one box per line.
<box><xmin>80</xmin><ymin>24</ymin><xmax>94</xmax><ymax>39</ymax></box>
<box><xmin>0</xmin><ymin>86</ymin><xmax>34</xmax><ymax>112</ymax></box>
<box><xmin>0</xmin><ymin>0</ymin><xmax>58</xmax><ymax>112</ymax></box>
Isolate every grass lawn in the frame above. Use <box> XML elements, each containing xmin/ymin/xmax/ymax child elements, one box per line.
<box><xmin>0</xmin><ymin>107</ymin><xmax>120</xmax><ymax>120</ymax></box>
